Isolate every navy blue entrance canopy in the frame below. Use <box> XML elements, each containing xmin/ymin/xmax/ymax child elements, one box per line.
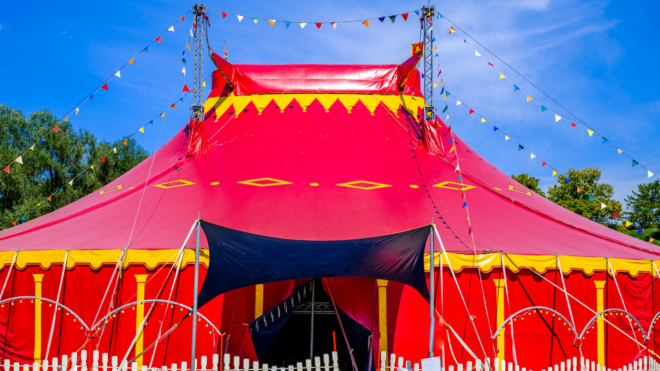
<box><xmin>197</xmin><ymin>221</ymin><xmax>431</xmax><ymax>308</ymax></box>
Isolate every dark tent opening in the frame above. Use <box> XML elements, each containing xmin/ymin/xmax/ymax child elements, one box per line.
<box><xmin>250</xmin><ymin>280</ymin><xmax>372</xmax><ymax>371</ymax></box>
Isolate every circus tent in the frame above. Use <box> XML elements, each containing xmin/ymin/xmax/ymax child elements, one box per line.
<box><xmin>0</xmin><ymin>51</ymin><xmax>658</xmax><ymax>370</ymax></box>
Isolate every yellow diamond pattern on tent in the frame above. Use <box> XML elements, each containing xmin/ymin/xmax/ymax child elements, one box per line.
<box><xmin>433</xmin><ymin>181</ymin><xmax>476</xmax><ymax>191</ymax></box>
<box><xmin>153</xmin><ymin>180</ymin><xmax>196</xmax><ymax>189</ymax></box>
<box><xmin>336</xmin><ymin>180</ymin><xmax>391</xmax><ymax>190</ymax></box>
<box><xmin>272</xmin><ymin>95</ymin><xmax>295</xmax><ymax>113</ymax></box>
<box><xmin>237</xmin><ymin>178</ymin><xmax>293</xmax><ymax>187</ymax></box>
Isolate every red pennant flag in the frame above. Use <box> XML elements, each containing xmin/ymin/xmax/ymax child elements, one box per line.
<box><xmin>571</xmin><ymin>123</ymin><xmax>576</xmax><ymax>128</ymax></box>
<box><xmin>193</xmin><ymin>22</ymin><xmax>197</xmax><ymax>30</ymax></box>
<box><xmin>47</xmin><ymin>196</ymin><xmax>52</xmax><ymax>201</ymax></box>
<box><xmin>222</xmin><ymin>12</ymin><xmax>228</xmax><ymax>18</ymax></box>
<box><xmin>180</xmin><ymin>16</ymin><xmax>185</xmax><ymax>21</ymax></box>
<box><xmin>171</xmin><ymin>103</ymin><xmax>176</xmax><ymax>109</ymax></box>
<box><xmin>488</xmin><ymin>62</ymin><xmax>493</xmax><ymax>66</ymax></box>
<box><xmin>101</xmin><ymin>83</ymin><xmax>108</xmax><ymax>91</ymax></box>
<box><xmin>3</xmin><ymin>166</ymin><xmax>9</xmax><ymax>174</ymax></box>
<box><xmin>613</xmin><ymin>212</ymin><xmax>619</xmax><ymax>218</ymax></box>
<box><xmin>155</xmin><ymin>36</ymin><xmax>162</xmax><ymax>43</ymax></box>
<box><xmin>183</xmin><ymin>84</ymin><xmax>190</xmax><ymax>92</ymax></box>
<box><xmin>542</xmin><ymin>161</ymin><xmax>547</xmax><ymax>167</ymax></box>
<box><xmin>446</xmin><ymin>125</ymin><xmax>452</xmax><ymax>134</ymax></box>
<box><xmin>468</xmin><ymin>108</ymin><xmax>475</xmax><ymax>115</ymax></box>
<box><xmin>451</xmin><ymin>155</ymin><xmax>457</xmax><ymax>163</ymax></box>
<box><xmin>401</xmin><ymin>13</ymin><xmax>408</xmax><ymax>21</ymax></box>
<box><xmin>468</xmin><ymin>226</ymin><xmax>472</xmax><ymax>235</ymax></box>
<box><xmin>100</xmin><ymin>157</ymin><xmax>106</xmax><ymax>163</ymax></box>
<box><xmin>315</xmin><ymin>23</ymin><xmax>322</xmax><ymax>29</ymax></box>
<box><xmin>12</xmin><ymin>222</ymin><xmax>16</xmax><ymax>226</ymax></box>
<box><xmin>122</xmin><ymin>139</ymin><xmax>128</xmax><ymax>145</ymax></box>
<box><xmin>53</xmin><ymin>125</ymin><xmax>59</xmax><ymax>132</ymax></box>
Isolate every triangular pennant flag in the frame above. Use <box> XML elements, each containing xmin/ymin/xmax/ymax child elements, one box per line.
<box><xmin>253</xmin><ymin>18</ymin><xmax>259</xmax><ymax>24</ymax></box>
<box><xmin>155</xmin><ymin>36</ymin><xmax>162</xmax><ymax>43</ymax></box>
<box><xmin>565</xmin><ymin>177</ymin><xmax>570</xmax><ymax>183</ymax></box>
<box><xmin>193</xmin><ymin>22</ymin><xmax>197</xmax><ymax>30</ymax></box>
<box><xmin>29</xmin><ymin>145</ymin><xmax>34</xmax><ymax>151</ymax></box>
<box><xmin>149</xmin><ymin>120</ymin><xmax>154</xmax><ymax>125</ymax></box>
<box><xmin>541</xmin><ymin>106</ymin><xmax>547</xmax><ymax>112</ymax></box>
<box><xmin>89</xmin><ymin>94</ymin><xmax>94</xmax><ymax>100</ymax></box>
<box><xmin>542</xmin><ymin>161</ymin><xmax>547</xmax><ymax>167</ymax></box>
<box><xmin>613</xmin><ymin>212</ymin><xmax>619</xmax><ymax>218</ymax></box>
<box><xmin>286</xmin><ymin>22</ymin><xmax>291</xmax><ymax>28</ymax></box>
<box><xmin>15</xmin><ymin>156</ymin><xmax>22</xmax><ymax>165</ymax></box>
<box><xmin>505</xmin><ymin>135</ymin><xmax>510</xmax><ymax>141</ymax></box>
<box><xmin>144</xmin><ymin>46</ymin><xmax>149</xmax><ymax>52</ymax></box>
<box><xmin>378</xmin><ymin>17</ymin><xmax>385</xmax><ymax>22</ymax></box>
<box><xmin>269</xmin><ymin>20</ymin><xmax>276</xmax><ymax>27</ymax></box>
<box><xmin>202</xmin><ymin>81</ymin><xmax>206</xmax><ymax>87</ymax></box>
<box><xmin>183</xmin><ymin>84</ymin><xmax>190</xmax><ymax>92</ymax></box>
<box><xmin>571</xmin><ymin>123</ymin><xmax>577</xmax><ymax>128</ymax></box>
<box><xmin>182</xmin><ymin>67</ymin><xmax>186</xmax><ymax>75</ymax></box>
<box><xmin>469</xmin><ymin>108</ymin><xmax>475</xmax><ymax>115</ymax></box>
<box><xmin>53</xmin><ymin>125</ymin><xmax>59</xmax><ymax>132</ymax></box>
<box><xmin>577</xmin><ymin>187</ymin><xmax>583</xmax><ymax>192</ymax></box>
<box><xmin>3</xmin><ymin>166</ymin><xmax>9</xmax><ymax>174</ymax></box>
<box><xmin>632</xmin><ymin>160</ymin><xmax>639</xmax><ymax>167</ymax></box>
<box><xmin>481</xmin><ymin>118</ymin><xmax>486</xmax><ymax>123</ymax></box>
<box><xmin>625</xmin><ymin>220</ymin><xmax>632</xmax><ymax>227</ymax></box>
<box><xmin>90</xmin><ymin>165</ymin><xmax>94</xmax><ymax>170</ymax></box>
<box><xmin>181</xmin><ymin>15</ymin><xmax>185</xmax><ymax>21</ymax></box>
<box><xmin>527</xmin><ymin>95</ymin><xmax>533</xmax><ymax>102</ymax></box>
<box><xmin>100</xmin><ymin>157</ymin><xmax>106</xmax><ymax>163</ymax></box>
<box><xmin>601</xmin><ymin>202</ymin><xmax>607</xmax><ymax>209</ymax></box>
<box><xmin>651</xmin><ymin>237</ymin><xmax>656</xmax><ymax>243</ymax></box>
<box><xmin>20</xmin><ymin>215</ymin><xmax>25</xmax><ymax>221</ymax></box>
<box><xmin>553</xmin><ymin>170</ymin><xmax>558</xmax><ymax>176</ymax></box>
<box><xmin>182</xmin><ymin>57</ymin><xmax>188</xmax><ymax>65</ymax></box>
<box><xmin>518</xmin><ymin>145</ymin><xmax>524</xmax><ymax>151</ymax></box>
<box><xmin>300</xmin><ymin>22</ymin><xmax>307</xmax><ymax>29</ymax></box>
<box><xmin>315</xmin><ymin>23</ymin><xmax>322</xmax><ymax>29</ymax></box>
<box><xmin>389</xmin><ymin>16</ymin><xmax>396</xmax><ymax>23</ymax></box>
<box><xmin>455</xmin><ymin>165</ymin><xmax>460</xmax><ymax>172</ymax></box>
<box><xmin>76</xmin><ymin>108</ymin><xmax>79</xmax><ymax>115</ymax></box>
<box><xmin>101</xmin><ymin>83</ymin><xmax>108</xmax><ymax>91</ymax></box>
<box><xmin>531</xmin><ymin>153</ymin><xmax>536</xmax><ymax>159</ymax></box>
<box><xmin>449</xmin><ymin>146</ymin><xmax>455</xmax><ymax>153</ymax></box>
<box><xmin>115</xmin><ymin>70</ymin><xmax>121</xmax><ymax>78</ymax></box>
<box><xmin>445</xmin><ymin>91</ymin><xmax>451</xmax><ymax>97</ymax></box>
<box><xmin>588</xmin><ymin>195</ymin><xmax>595</xmax><ymax>201</ymax></box>
<box><xmin>441</xmin><ymin>105</ymin><xmax>448</xmax><ymax>114</ymax></box>
<box><xmin>401</xmin><ymin>13</ymin><xmax>409</xmax><ymax>21</ymax></box>
<box><xmin>458</xmin><ymin>176</ymin><xmax>462</xmax><ymax>181</ymax></box>
<box><xmin>587</xmin><ymin>130</ymin><xmax>594</xmax><ymax>137</ymax></box>
<box><xmin>63</xmin><ymin>116</ymin><xmax>69</xmax><ymax>122</ymax></box>
<box><xmin>362</xmin><ymin>20</ymin><xmax>369</xmax><ymax>27</ymax></box>
<box><xmin>433</xmin><ymin>82</ymin><xmax>438</xmax><ymax>88</ymax></box>
<box><xmin>139</xmin><ymin>127</ymin><xmax>144</xmax><ymax>133</ymax></box>
<box><xmin>449</xmin><ymin>26</ymin><xmax>456</xmax><ymax>34</ymax></box>
<box><xmin>12</xmin><ymin>222</ymin><xmax>16</xmax><ymax>226</ymax></box>
<box><xmin>462</xmin><ymin>201</ymin><xmax>467</xmax><ymax>209</ymax></box>
<box><xmin>475</xmin><ymin>51</ymin><xmax>481</xmax><ymax>57</ymax></box>
<box><xmin>47</xmin><ymin>196</ymin><xmax>51</xmax><ymax>201</ymax></box>
<box><xmin>171</xmin><ymin>103</ymin><xmax>176</xmax><ymax>109</ymax></box>
<box><xmin>160</xmin><ymin>112</ymin><xmax>166</xmax><ymax>118</ymax></box>
<box><xmin>456</xmin><ymin>100</ymin><xmax>462</xmax><ymax>106</ymax></box>
<box><xmin>237</xmin><ymin>15</ymin><xmax>244</xmax><ymax>22</ymax></box>
<box><xmin>555</xmin><ymin>114</ymin><xmax>561</xmax><ymax>122</ymax></box>
<box><xmin>602</xmin><ymin>138</ymin><xmax>608</xmax><ymax>144</ymax></box>
<box><xmin>617</xmin><ymin>148</ymin><xmax>623</xmax><ymax>154</ymax></box>
<box><xmin>637</xmin><ymin>229</ymin><xmax>643</xmax><ymax>235</ymax></box>
<box><xmin>648</xmin><ymin>170</ymin><xmax>654</xmax><ymax>178</ymax></box>
<box><xmin>122</xmin><ymin>139</ymin><xmax>128</xmax><ymax>145</ymax></box>
<box><xmin>187</xmin><ymin>43</ymin><xmax>190</xmax><ymax>51</ymax></box>
<box><xmin>331</xmin><ymin>22</ymin><xmax>337</xmax><ymax>29</ymax></box>
<box><xmin>222</xmin><ymin>12</ymin><xmax>228</xmax><ymax>18</ymax></box>
<box><xmin>493</xmin><ymin>126</ymin><xmax>498</xmax><ymax>131</ymax></box>
<box><xmin>40</xmin><ymin>138</ymin><xmax>46</xmax><ymax>143</ymax></box>
<box><xmin>499</xmin><ymin>73</ymin><xmax>506</xmax><ymax>79</ymax></box>
<box><xmin>513</xmin><ymin>85</ymin><xmax>520</xmax><ymax>91</ymax></box>
<box><xmin>168</xmin><ymin>26</ymin><xmax>174</xmax><ymax>32</ymax></box>
<box><xmin>488</xmin><ymin>62</ymin><xmax>493</xmax><ymax>66</ymax></box>
<box><xmin>113</xmin><ymin>147</ymin><xmax>117</xmax><ymax>153</ymax></box>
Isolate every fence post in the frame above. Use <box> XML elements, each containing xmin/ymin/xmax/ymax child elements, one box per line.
<box><xmin>212</xmin><ymin>356</ymin><xmax>219</xmax><ymax>371</ymax></box>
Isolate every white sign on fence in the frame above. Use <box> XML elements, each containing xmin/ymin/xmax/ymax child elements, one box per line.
<box><xmin>421</xmin><ymin>357</ymin><xmax>442</xmax><ymax>371</ymax></box>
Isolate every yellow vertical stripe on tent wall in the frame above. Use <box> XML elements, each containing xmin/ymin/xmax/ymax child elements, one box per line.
<box><xmin>255</xmin><ymin>284</ymin><xmax>264</xmax><ymax>319</ymax></box>
<box><xmin>493</xmin><ymin>279</ymin><xmax>506</xmax><ymax>361</ymax></box>
<box><xmin>33</xmin><ymin>274</ymin><xmax>44</xmax><ymax>364</ymax></box>
<box><xmin>135</xmin><ymin>274</ymin><xmax>148</xmax><ymax>368</ymax></box>
<box><xmin>594</xmin><ymin>281</ymin><xmax>606</xmax><ymax>365</ymax></box>
<box><xmin>377</xmin><ymin>279</ymin><xmax>389</xmax><ymax>364</ymax></box>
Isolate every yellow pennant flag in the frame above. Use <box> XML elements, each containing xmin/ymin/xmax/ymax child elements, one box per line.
<box><xmin>527</xmin><ymin>95</ymin><xmax>533</xmax><ymax>102</ymax></box>
<box><xmin>431</xmin><ymin>47</ymin><xmax>437</xmax><ymax>51</ymax></box>
<box><xmin>504</xmin><ymin>135</ymin><xmax>510</xmax><ymax>141</ymax></box>
<box><xmin>552</xmin><ymin>169</ymin><xmax>558</xmax><ymax>176</ymax></box>
<box><xmin>449</xmin><ymin>26</ymin><xmax>456</xmax><ymax>34</ymax></box>
<box><xmin>90</xmin><ymin>165</ymin><xmax>94</xmax><ymax>169</ymax></box>
<box><xmin>442</xmin><ymin>93</ymin><xmax>447</xmax><ymax>99</ymax></box>
<box><xmin>187</xmin><ymin>43</ymin><xmax>190</xmax><ymax>51</ymax></box>
<box><xmin>128</xmin><ymin>58</ymin><xmax>134</xmax><ymax>65</ymax></box>
<box><xmin>449</xmin><ymin>146</ymin><xmax>455</xmax><ymax>153</ymax></box>
<box><xmin>651</xmin><ymin>237</ymin><xmax>656</xmax><ymax>243</ymax></box>
<box><xmin>29</xmin><ymin>145</ymin><xmax>34</xmax><ymax>151</ymax></box>
<box><xmin>480</xmin><ymin>118</ymin><xmax>486</xmax><ymax>123</ymax></box>
<box><xmin>268</xmin><ymin>20</ymin><xmax>276</xmax><ymax>27</ymax></box>
<box><xmin>202</xmin><ymin>81</ymin><xmax>206</xmax><ymax>87</ymax></box>
<box><xmin>64</xmin><ymin>116</ymin><xmax>69</xmax><ymax>122</ymax></box>
<box><xmin>499</xmin><ymin>73</ymin><xmax>506</xmax><ymax>79</ymax></box>
<box><xmin>626</xmin><ymin>220</ymin><xmax>632</xmax><ymax>227</ymax></box>
<box><xmin>139</xmin><ymin>127</ymin><xmax>145</xmax><ymax>133</ymax></box>
<box><xmin>433</xmin><ymin>82</ymin><xmax>439</xmax><ymax>88</ymax></box>
<box><xmin>618</xmin><ymin>149</ymin><xmax>623</xmax><ymax>154</ymax></box>
<box><xmin>587</xmin><ymin>130</ymin><xmax>594</xmax><ymax>137</ymax></box>
<box><xmin>437</xmin><ymin>79</ymin><xmax>443</xmax><ymax>86</ymax></box>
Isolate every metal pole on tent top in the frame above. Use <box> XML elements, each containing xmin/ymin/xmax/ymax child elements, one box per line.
<box><xmin>421</xmin><ymin>5</ymin><xmax>435</xmax><ymax>121</ymax></box>
<box><xmin>429</xmin><ymin>224</ymin><xmax>435</xmax><ymax>358</ymax></box>
<box><xmin>191</xmin><ymin>215</ymin><xmax>201</xmax><ymax>371</ymax></box>
<box><xmin>310</xmin><ymin>279</ymin><xmax>316</xmax><ymax>360</ymax></box>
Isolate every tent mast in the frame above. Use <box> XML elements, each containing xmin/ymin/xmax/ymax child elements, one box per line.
<box><xmin>422</xmin><ymin>5</ymin><xmax>435</xmax><ymax>121</ymax></box>
<box><xmin>429</xmin><ymin>224</ymin><xmax>435</xmax><ymax>358</ymax></box>
<box><xmin>191</xmin><ymin>215</ymin><xmax>201</xmax><ymax>371</ymax></box>
<box><xmin>310</xmin><ymin>280</ymin><xmax>316</xmax><ymax>360</ymax></box>
<box><xmin>191</xmin><ymin>4</ymin><xmax>206</xmax><ymax>121</ymax></box>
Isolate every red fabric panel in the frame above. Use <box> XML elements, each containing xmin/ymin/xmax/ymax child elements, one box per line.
<box><xmin>186</xmin><ymin>119</ymin><xmax>209</xmax><ymax>157</ymax></box>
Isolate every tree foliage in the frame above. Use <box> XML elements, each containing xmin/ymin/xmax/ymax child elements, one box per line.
<box><xmin>511</xmin><ymin>173</ymin><xmax>546</xmax><ymax>197</ymax></box>
<box><xmin>624</xmin><ymin>180</ymin><xmax>660</xmax><ymax>229</ymax></box>
<box><xmin>0</xmin><ymin>104</ymin><xmax>148</xmax><ymax>228</ymax></box>
<box><xmin>547</xmin><ymin>167</ymin><xmax>623</xmax><ymax>230</ymax></box>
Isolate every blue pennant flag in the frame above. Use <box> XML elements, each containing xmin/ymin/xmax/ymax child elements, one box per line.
<box><xmin>463</xmin><ymin>39</ymin><xmax>467</xmax><ymax>43</ymax></box>
<box><xmin>149</xmin><ymin>120</ymin><xmax>154</xmax><ymax>125</ymax></box>
<box><xmin>589</xmin><ymin>195</ymin><xmax>595</xmax><ymax>201</ymax></box>
<box><xmin>638</xmin><ymin>229</ymin><xmax>643</xmax><ymax>235</ymax></box>
<box><xmin>440</xmin><ymin>87</ymin><xmax>444</xmax><ymax>95</ymax></box>
<box><xmin>513</xmin><ymin>85</ymin><xmax>520</xmax><ymax>91</ymax></box>
<box><xmin>20</xmin><ymin>215</ymin><xmax>25</xmax><ymax>221</ymax></box>
<box><xmin>462</xmin><ymin>201</ymin><xmax>467</xmax><ymax>209</ymax></box>
<box><xmin>565</xmin><ymin>178</ymin><xmax>571</xmax><ymax>183</ymax></box>
<box><xmin>378</xmin><ymin>17</ymin><xmax>385</xmax><ymax>22</ymax></box>
<box><xmin>494</xmin><ymin>126</ymin><xmax>499</xmax><ymax>131</ymax></box>
<box><xmin>144</xmin><ymin>47</ymin><xmax>148</xmax><ymax>52</ymax></box>
<box><xmin>434</xmin><ymin>53</ymin><xmax>438</xmax><ymax>57</ymax></box>
<box><xmin>602</xmin><ymin>138</ymin><xmax>608</xmax><ymax>144</ymax></box>
<box><xmin>457</xmin><ymin>176</ymin><xmax>462</xmax><ymax>181</ymax></box>
<box><xmin>421</xmin><ymin>73</ymin><xmax>425</xmax><ymax>78</ymax></box>
<box><xmin>432</xmin><ymin>37</ymin><xmax>436</xmax><ymax>43</ymax></box>
<box><xmin>0</xmin><ymin>193</ymin><xmax>3</xmax><ymax>198</ymax></box>
<box><xmin>285</xmin><ymin>22</ymin><xmax>291</xmax><ymax>28</ymax></box>
<box><xmin>437</xmin><ymin>13</ymin><xmax>443</xmax><ymax>19</ymax></box>
<box><xmin>30</xmin><ymin>209</ymin><xmax>33</xmax><ymax>213</ymax></box>
<box><xmin>59</xmin><ymin>188</ymin><xmax>63</xmax><ymax>193</ymax></box>
<box><xmin>89</xmin><ymin>95</ymin><xmax>94</xmax><ymax>100</ymax></box>
<box><xmin>414</xmin><ymin>10</ymin><xmax>420</xmax><ymax>15</ymax></box>
<box><xmin>182</xmin><ymin>58</ymin><xmax>188</xmax><ymax>65</ymax></box>
<box><xmin>40</xmin><ymin>138</ymin><xmax>46</xmax><ymax>143</ymax></box>
<box><xmin>449</xmin><ymin>135</ymin><xmax>453</xmax><ymax>143</ymax></box>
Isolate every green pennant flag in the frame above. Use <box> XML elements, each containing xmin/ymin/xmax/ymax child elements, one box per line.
<box><xmin>541</xmin><ymin>106</ymin><xmax>547</xmax><ymax>112</ymax></box>
<box><xmin>632</xmin><ymin>160</ymin><xmax>639</xmax><ymax>167</ymax></box>
<box><xmin>253</xmin><ymin>18</ymin><xmax>259</xmax><ymax>24</ymax></box>
<box><xmin>442</xmin><ymin>105</ymin><xmax>448</xmax><ymax>113</ymax></box>
<box><xmin>589</xmin><ymin>195</ymin><xmax>595</xmax><ymax>201</ymax></box>
<box><xmin>518</xmin><ymin>145</ymin><xmax>524</xmax><ymax>151</ymax></box>
<box><xmin>446</xmin><ymin>91</ymin><xmax>451</xmax><ymax>97</ymax></box>
<box><xmin>389</xmin><ymin>16</ymin><xmax>396</xmax><ymax>23</ymax></box>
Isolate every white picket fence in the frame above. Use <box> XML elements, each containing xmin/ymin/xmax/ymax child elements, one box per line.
<box><xmin>3</xmin><ymin>351</ymin><xmax>658</xmax><ymax>371</ymax></box>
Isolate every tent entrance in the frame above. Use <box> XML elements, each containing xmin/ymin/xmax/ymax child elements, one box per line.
<box><xmin>249</xmin><ymin>280</ymin><xmax>371</xmax><ymax>371</ymax></box>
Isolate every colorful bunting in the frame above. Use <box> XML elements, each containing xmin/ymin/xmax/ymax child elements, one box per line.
<box><xmin>100</xmin><ymin>157</ymin><xmax>106</xmax><ymax>163</ymax></box>
<box><xmin>542</xmin><ymin>161</ymin><xmax>547</xmax><ymax>167</ymax></box>
<box><xmin>115</xmin><ymin>71</ymin><xmax>121</xmax><ymax>78</ymax></box>
<box><xmin>47</xmin><ymin>196</ymin><xmax>51</xmax><ymax>201</ymax></box>
<box><xmin>527</xmin><ymin>95</ymin><xmax>533</xmax><ymax>102</ymax></box>
<box><xmin>155</xmin><ymin>36</ymin><xmax>162</xmax><ymax>43</ymax></box>
<box><xmin>269</xmin><ymin>20</ymin><xmax>276</xmax><ymax>27</ymax></box>
<box><xmin>618</xmin><ymin>149</ymin><xmax>623</xmax><ymax>154</ymax></box>
<box><xmin>253</xmin><ymin>18</ymin><xmax>259</xmax><ymax>24</ymax></box>
<box><xmin>442</xmin><ymin>106</ymin><xmax>448</xmax><ymax>113</ymax></box>
<box><xmin>553</xmin><ymin>170</ymin><xmax>558</xmax><ymax>176</ymax></box>
<box><xmin>401</xmin><ymin>13</ymin><xmax>409</xmax><ymax>21</ymax></box>
<box><xmin>331</xmin><ymin>23</ymin><xmax>337</xmax><ymax>29</ymax></box>
<box><xmin>362</xmin><ymin>20</ymin><xmax>369</xmax><ymax>27</ymax></box>
<box><xmin>588</xmin><ymin>195</ymin><xmax>595</xmax><ymax>201</ymax></box>
<box><xmin>462</xmin><ymin>201</ymin><xmax>467</xmax><ymax>209</ymax></box>
<box><xmin>3</xmin><ymin>166</ymin><xmax>9</xmax><ymax>174</ymax></box>
<box><xmin>632</xmin><ymin>160</ymin><xmax>639</xmax><ymax>167</ymax></box>
<box><xmin>505</xmin><ymin>135</ymin><xmax>510</xmax><ymax>141</ymax></box>
<box><xmin>101</xmin><ymin>83</ymin><xmax>108</xmax><ymax>91</ymax></box>
<box><xmin>481</xmin><ymin>118</ymin><xmax>486</xmax><ymax>123</ymax></box>
<box><xmin>181</xmin><ymin>15</ymin><xmax>185</xmax><ymax>21</ymax></box>
<box><xmin>651</xmin><ymin>237</ymin><xmax>656</xmax><ymax>243</ymax></box>
<box><xmin>554</xmin><ymin>114</ymin><xmax>561</xmax><ymax>122</ymax></box>
<box><xmin>601</xmin><ymin>138</ymin><xmax>608</xmax><ymax>144</ymax></box>
<box><xmin>15</xmin><ymin>157</ymin><xmax>22</xmax><ymax>165</ymax></box>
<box><xmin>449</xmin><ymin>26</ymin><xmax>456</xmax><ymax>34</ymax></box>
<box><xmin>456</xmin><ymin>100</ymin><xmax>462</xmax><ymax>106</ymax></box>
<box><xmin>613</xmin><ymin>212</ymin><xmax>619</xmax><ymax>218</ymax></box>
<box><xmin>587</xmin><ymin>130</ymin><xmax>594</xmax><ymax>137</ymax></box>
<box><xmin>76</xmin><ymin>108</ymin><xmax>79</xmax><ymax>115</ymax></box>
<box><xmin>222</xmin><ymin>12</ymin><xmax>228</xmax><ymax>18</ymax></box>
<box><xmin>139</xmin><ymin>127</ymin><xmax>144</xmax><ymax>133</ymax></box>
<box><xmin>494</xmin><ymin>127</ymin><xmax>498</xmax><ymax>131</ymax></box>
<box><xmin>626</xmin><ymin>221</ymin><xmax>632</xmax><ymax>227</ymax></box>
<box><xmin>541</xmin><ymin>106</ymin><xmax>547</xmax><ymax>112</ymax></box>
<box><xmin>565</xmin><ymin>178</ymin><xmax>570</xmax><ymax>183</ymax></box>
<box><xmin>513</xmin><ymin>85</ymin><xmax>520</xmax><ymax>91</ymax></box>
<box><xmin>468</xmin><ymin>108</ymin><xmax>474</xmax><ymax>115</ymax></box>
<box><xmin>168</xmin><ymin>26</ymin><xmax>174</xmax><ymax>32</ymax></box>
<box><xmin>182</xmin><ymin>67</ymin><xmax>186</xmax><ymax>75</ymax></box>
<box><xmin>183</xmin><ymin>84</ymin><xmax>190</xmax><ymax>92</ymax></box>
<box><xmin>518</xmin><ymin>145</ymin><xmax>524</xmax><ymax>151</ymax></box>
<box><xmin>649</xmin><ymin>170</ymin><xmax>654</xmax><ymax>178</ymax></box>
<box><xmin>530</xmin><ymin>153</ymin><xmax>536</xmax><ymax>159</ymax></box>
<box><xmin>160</xmin><ymin>112</ymin><xmax>166</xmax><ymax>118</ymax></box>
<box><xmin>29</xmin><ymin>145</ymin><xmax>34</xmax><ymax>151</ymax></box>
<box><xmin>237</xmin><ymin>15</ymin><xmax>244</xmax><ymax>22</ymax></box>
<box><xmin>571</xmin><ymin>123</ymin><xmax>576</xmax><ymax>128</ymax></box>
<box><xmin>300</xmin><ymin>22</ymin><xmax>307</xmax><ymax>29</ymax></box>
<box><xmin>285</xmin><ymin>22</ymin><xmax>291</xmax><ymax>28</ymax></box>
<box><xmin>53</xmin><ymin>125</ymin><xmax>59</xmax><ymax>132</ymax></box>
<box><xmin>638</xmin><ymin>230</ymin><xmax>643</xmax><ymax>235</ymax></box>
<box><xmin>171</xmin><ymin>103</ymin><xmax>176</xmax><ymax>109</ymax></box>
<box><xmin>122</xmin><ymin>139</ymin><xmax>128</xmax><ymax>145</ymax></box>
<box><xmin>499</xmin><ymin>73</ymin><xmax>505</xmax><ymax>79</ymax></box>
<box><xmin>577</xmin><ymin>187</ymin><xmax>583</xmax><ymax>192</ymax></box>
<box><xmin>475</xmin><ymin>51</ymin><xmax>481</xmax><ymax>57</ymax></box>
<box><xmin>389</xmin><ymin>16</ymin><xmax>396</xmax><ymax>23</ymax></box>
<box><xmin>378</xmin><ymin>17</ymin><xmax>385</xmax><ymax>22</ymax></box>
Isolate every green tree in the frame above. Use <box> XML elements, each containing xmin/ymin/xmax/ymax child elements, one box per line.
<box><xmin>547</xmin><ymin>167</ymin><xmax>623</xmax><ymax>230</ymax></box>
<box><xmin>624</xmin><ymin>180</ymin><xmax>660</xmax><ymax>229</ymax></box>
<box><xmin>0</xmin><ymin>104</ymin><xmax>148</xmax><ymax>228</ymax></box>
<box><xmin>511</xmin><ymin>173</ymin><xmax>546</xmax><ymax>197</ymax></box>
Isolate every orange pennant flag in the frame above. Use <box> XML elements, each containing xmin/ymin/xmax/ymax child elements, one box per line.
<box><xmin>180</xmin><ymin>15</ymin><xmax>185</xmax><ymax>21</ymax></box>
<box><xmin>47</xmin><ymin>196</ymin><xmax>52</xmax><ymax>201</ymax></box>
<box><xmin>269</xmin><ymin>20</ymin><xmax>276</xmax><ymax>27</ymax></box>
<box><xmin>577</xmin><ymin>187</ymin><xmax>583</xmax><ymax>192</ymax></box>
<box><xmin>187</xmin><ymin>43</ymin><xmax>190</xmax><ymax>51</ymax></box>
<box><xmin>64</xmin><ymin>117</ymin><xmax>69</xmax><ymax>122</ymax></box>
<box><xmin>651</xmin><ymin>237</ymin><xmax>656</xmax><ymax>243</ymax></box>
<box><xmin>171</xmin><ymin>103</ymin><xmax>176</xmax><ymax>109</ymax></box>
<box><xmin>128</xmin><ymin>58</ymin><xmax>134</xmax><ymax>65</ymax></box>
<box><xmin>362</xmin><ymin>20</ymin><xmax>369</xmax><ymax>27</ymax></box>
<box><xmin>122</xmin><ymin>139</ymin><xmax>128</xmax><ymax>145</ymax></box>
<box><xmin>449</xmin><ymin>26</ymin><xmax>456</xmax><ymax>34</ymax></box>
<box><xmin>12</xmin><ymin>222</ymin><xmax>16</xmax><ymax>226</ymax></box>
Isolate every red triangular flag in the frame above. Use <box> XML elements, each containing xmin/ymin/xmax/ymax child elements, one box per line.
<box><xmin>155</xmin><ymin>36</ymin><xmax>162</xmax><ymax>43</ymax></box>
<box><xmin>488</xmin><ymin>62</ymin><xmax>493</xmax><ymax>66</ymax></box>
<box><xmin>468</xmin><ymin>108</ymin><xmax>475</xmax><ymax>115</ymax></box>
<box><xmin>446</xmin><ymin>125</ymin><xmax>452</xmax><ymax>134</ymax></box>
<box><xmin>571</xmin><ymin>123</ymin><xmax>576</xmax><ymax>128</ymax></box>
<box><xmin>401</xmin><ymin>13</ymin><xmax>408</xmax><ymax>21</ymax></box>
<box><xmin>222</xmin><ymin>12</ymin><xmax>228</xmax><ymax>18</ymax></box>
<box><xmin>47</xmin><ymin>196</ymin><xmax>51</xmax><ymax>201</ymax></box>
<box><xmin>542</xmin><ymin>161</ymin><xmax>547</xmax><ymax>167</ymax></box>
<box><xmin>180</xmin><ymin>16</ymin><xmax>185</xmax><ymax>21</ymax></box>
<box><xmin>53</xmin><ymin>125</ymin><xmax>59</xmax><ymax>132</ymax></box>
<box><xmin>183</xmin><ymin>84</ymin><xmax>190</xmax><ymax>92</ymax></box>
<box><xmin>451</xmin><ymin>155</ymin><xmax>457</xmax><ymax>163</ymax></box>
<box><xmin>613</xmin><ymin>212</ymin><xmax>619</xmax><ymax>218</ymax></box>
<box><xmin>12</xmin><ymin>222</ymin><xmax>16</xmax><ymax>226</ymax></box>
<box><xmin>3</xmin><ymin>166</ymin><xmax>9</xmax><ymax>174</ymax></box>
<box><xmin>101</xmin><ymin>83</ymin><xmax>108</xmax><ymax>91</ymax></box>
<box><xmin>315</xmin><ymin>23</ymin><xmax>322</xmax><ymax>29</ymax></box>
<box><xmin>468</xmin><ymin>226</ymin><xmax>472</xmax><ymax>235</ymax></box>
<box><xmin>193</xmin><ymin>22</ymin><xmax>197</xmax><ymax>30</ymax></box>
<box><xmin>122</xmin><ymin>139</ymin><xmax>128</xmax><ymax>145</ymax></box>
<box><xmin>100</xmin><ymin>157</ymin><xmax>106</xmax><ymax>163</ymax></box>
<box><xmin>171</xmin><ymin>103</ymin><xmax>176</xmax><ymax>109</ymax></box>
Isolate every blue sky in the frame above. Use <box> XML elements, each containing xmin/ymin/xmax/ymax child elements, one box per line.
<box><xmin>0</xmin><ymin>0</ymin><xmax>657</xmax><ymax>204</ymax></box>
